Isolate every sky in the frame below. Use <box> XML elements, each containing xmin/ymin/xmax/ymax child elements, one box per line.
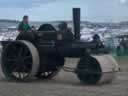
<box><xmin>0</xmin><ymin>0</ymin><xmax>128</xmax><ymax>22</ymax></box>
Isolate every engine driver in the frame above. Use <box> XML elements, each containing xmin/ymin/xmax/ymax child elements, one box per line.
<box><xmin>58</xmin><ymin>22</ymin><xmax>74</xmax><ymax>41</ymax></box>
<box><xmin>92</xmin><ymin>34</ymin><xmax>104</xmax><ymax>48</ymax></box>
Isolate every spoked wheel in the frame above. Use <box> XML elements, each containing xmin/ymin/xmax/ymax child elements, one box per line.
<box><xmin>36</xmin><ymin>68</ymin><xmax>61</xmax><ymax>79</ymax></box>
<box><xmin>1</xmin><ymin>40</ymin><xmax>39</xmax><ymax>81</ymax></box>
<box><xmin>76</xmin><ymin>55</ymin><xmax>102</xmax><ymax>84</ymax></box>
<box><xmin>36</xmin><ymin>55</ymin><xmax>64</xmax><ymax>79</ymax></box>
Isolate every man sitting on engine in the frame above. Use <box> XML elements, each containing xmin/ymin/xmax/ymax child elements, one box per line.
<box><xmin>58</xmin><ymin>22</ymin><xmax>74</xmax><ymax>42</ymax></box>
<box><xmin>18</xmin><ymin>15</ymin><xmax>30</xmax><ymax>33</ymax></box>
<box><xmin>16</xmin><ymin>15</ymin><xmax>35</xmax><ymax>42</ymax></box>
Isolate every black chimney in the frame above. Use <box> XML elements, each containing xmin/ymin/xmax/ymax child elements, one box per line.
<box><xmin>73</xmin><ymin>8</ymin><xmax>81</xmax><ymax>40</ymax></box>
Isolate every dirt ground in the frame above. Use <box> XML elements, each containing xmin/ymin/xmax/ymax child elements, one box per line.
<box><xmin>0</xmin><ymin>58</ymin><xmax>128</xmax><ymax>96</ymax></box>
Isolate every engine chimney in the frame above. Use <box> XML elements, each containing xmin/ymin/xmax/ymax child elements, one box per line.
<box><xmin>73</xmin><ymin>8</ymin><xmax>81</xmax><ymax>40</ymax></box>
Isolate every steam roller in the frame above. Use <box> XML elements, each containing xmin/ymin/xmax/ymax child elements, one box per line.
<box><xmin>0</xmin><ymin>8</ymin><xmax>119</xmax><ymax>84</ymax></box>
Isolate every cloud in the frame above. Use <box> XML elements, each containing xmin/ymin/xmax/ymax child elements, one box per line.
<box><xmin>1</xmin><ymin>0</ymin><xmax>128</xmax><ymax>22</ymax></box>
<box><xmin>120</xmin><ymin>0</ymin><xmax>128</xmax><ymax>6</ymax></box>
<box><xmin>120</xmin><ymin>0</ymin><xmax>127</xmax><ymax>4</ymax></box>
<box><xmin>0</xmin><ymin>0</ymin><xmax>60</xmax><ymax>8</ymax></box>
<box><xmin>0</xmin><ymin>0</ymin><xmax>65</xmax><ymax>20</ymax></box>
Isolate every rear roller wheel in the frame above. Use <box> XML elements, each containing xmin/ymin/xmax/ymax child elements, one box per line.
<box><xmin>1</xmin><ymin>40</ymin><xmax>39</xmax><ymax>81</ymax></box>
<box><xmin>76</xmin><ymin>55</ymin><xmax>102</xmax><ymax>84</ymax></box>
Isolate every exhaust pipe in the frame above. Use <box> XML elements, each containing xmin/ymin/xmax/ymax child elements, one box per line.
<box><xmin>73</xmin><ymin>8</ymin><xmax>81</xmax><ymax>40</ymax></box>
